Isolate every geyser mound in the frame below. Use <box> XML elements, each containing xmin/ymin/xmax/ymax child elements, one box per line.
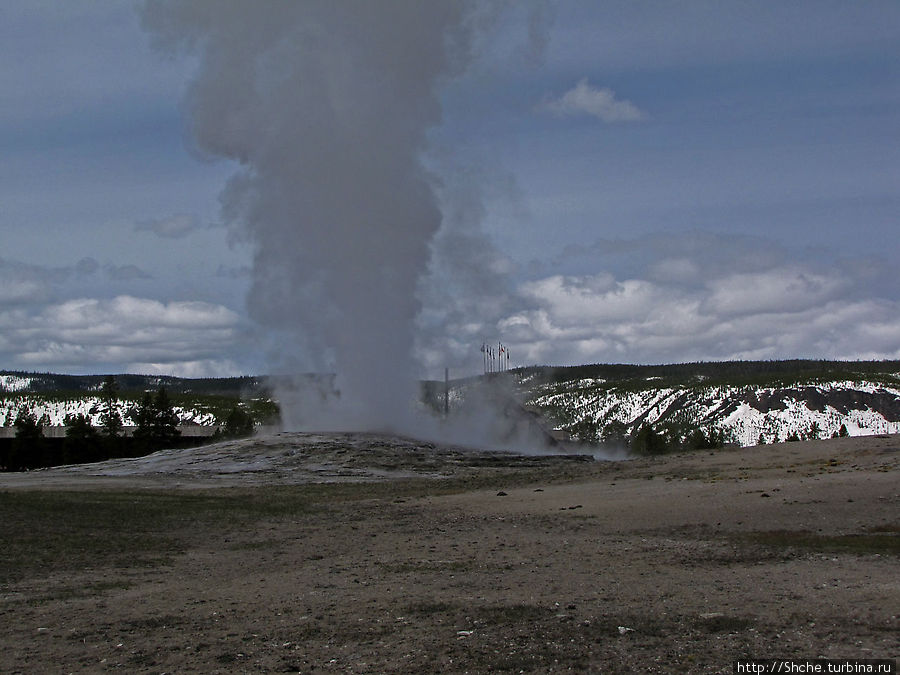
<box><xmin>0</xmin><ymin>431</ymin><xmax>594</xmax><ymax>489</ymax></box>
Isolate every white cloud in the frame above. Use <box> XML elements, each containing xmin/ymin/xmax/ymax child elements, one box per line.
<box><xmin>48</xmin><ymin>296</ymin><xmax>237</xmax><ymax>332</ymax></box>
<box><xmin>414</xmin><ymin>222</ymin><xmax>900</xmax><ymax>376</ymax></box>
<box><xmin>477</xmin><ymin>246</ymin><xmax>900</xmax><ymax>368</ymax></box>
<box><xmin>0</xmin><ymin>279</ymin><xmax>47</xmax><ymax>305</ymax></box>
<box><xmin>417</xmin><ymin>224</ymin><xmax>900</xmax><ymax>374</ymax></box>
<box><xmin>541</xmin><ymin>79</ymin><xmax>646</xmax><ymax>122</ymax></box>
<box><xmin>0</xmin><ymin>256</ymin><xmax>107</xmax><ymax>309</ymax></box>
<box><xmin>0</xmin><ymin>257</ymin><xmax>55</xmax><ymax>306</ymax></box>
<box><xmin>520</xmin><ymin>274</ymin><xmax>661</xmax><ymax>326</ymax></box>
<box><xmin>500</xmin><ymin>271</ymin><xmax>900</xmax><ymax>367</ymax></box>
<box><xmin>703</xmin><ymin>268</ymin><xmax>847</xmax><ymax>317</ymax></box>
<box><xmin>1</xmin><ymin>295</ymin><xmax>244</xmax><ymax>373</ymax></box>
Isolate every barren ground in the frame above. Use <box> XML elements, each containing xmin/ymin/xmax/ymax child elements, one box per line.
<box><xmin>0</xmin><ymin>433</ymin><xmax>897</xmax><ymax>673</ymax></box>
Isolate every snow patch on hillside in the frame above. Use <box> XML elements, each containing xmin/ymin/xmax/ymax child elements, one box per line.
<box><xmin>723</xmin><ymin>394</ymin><xmax>900</xmax><ymax>445</ymax></box>
<box><xmin>0</xmin><ymin>375</ymin><xmax>33</xmax><ymax>393</ymax></box>
<box><xmin>0</xmin><ymin>396</ymin><xmax>218</xmax><ymax>427</ymax></box>
<box><xmin>526</xmin><ymin>379</ymin><xmax>900</xmax><ymax>447</ymax></box>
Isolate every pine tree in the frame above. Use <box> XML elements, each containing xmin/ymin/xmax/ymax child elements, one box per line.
<box><xmin>14</xmin><ymin>406</ymin><xmax>43</xmax><ymax>441</ymax></box>
<box><xmin>631</xmin><ymin>423</ymin><xmax>667</xmax><ymax>455</ymax></box>
<box><xmin>64</xmin><ymin>413</ymin><xmax>97</xmax><ymax>440</ymax></box>
<box><xmin>99</xmin><ymin>375</ymin><xmax>123</xmax><ymax>438</ymax></box>
<box><xmin>132</xmin><ymin>388</ymin><xmax>181</xmax><ymax>450</ymax></box>
<box><xmin>600</xmin><ymin>420</ymin><xmax>628</xmax><ymax>445</ymax></box>
<box><xmin>686</xmin><ymin>426</ymin><xmax>726</xmax><ymax>450</ymax></box>
<box><xmin>221</xmin><ymin>405</ymin><xmax>255</xmax><ymax>439</ymax></box>
<box><xmin>64</xmin><ymin>413</ymin><xmax>100</xmax><ymax>463</ymax></box>
<box><xmin>687</xmin><ymin>427</ymin><xmax>708</xmax><ymax>450</ymax></box>
<box><xmin>132</xmin><ymin>392</ymin><xmax>156</xmax><ymax>446</ymax></box>
<box><xmin>10</xmin><ymin>406</ymin><xmax>44</xmax><ymax>471</ymax></box>
<box><xmin>152</xmin><ymin>387</ymin><xmax>181</xmax><ymax>447</ymax></box>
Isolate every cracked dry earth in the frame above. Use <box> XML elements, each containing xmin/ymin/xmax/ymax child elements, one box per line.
<box><xmin>0</xmin><ymin>433</ymin><xmax>897</xmax><ymax>673</ymax></box>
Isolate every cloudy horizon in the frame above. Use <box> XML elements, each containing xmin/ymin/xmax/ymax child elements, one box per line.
<box><xmin>2</xmin><ymin>1</ymin><xmax>898</xmax><ymax>379</ymax></box>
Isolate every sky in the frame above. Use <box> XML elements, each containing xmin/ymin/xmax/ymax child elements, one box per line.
<box><xmin>1</xmin><ymin>0</ymin><xmax>898</xmax><ymax>379</ymax></box>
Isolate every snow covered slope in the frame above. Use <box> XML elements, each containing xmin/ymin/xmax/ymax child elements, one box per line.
<box><xmin>521</xmin><ymin>376</ymin><xmax>900</xmax><ymax>446</ymax></box>
<box><xmin>0</xmin><ymin>371</ymin><xmax>276</xmax><ymax>429</ymax></box>
<box><xmin>0</xmin><ymin>375</ymin><xmax>32</xmax><ymax>393</ymax></box>
<box><xmin>0</xmin><ymin>395</ymin><xmax>218</xmax><ymax>427</ymax></box>
<box><xmin>3</xmin><ymin>364</ymin><xmax>898</xmax><ymax>448</ymax></box>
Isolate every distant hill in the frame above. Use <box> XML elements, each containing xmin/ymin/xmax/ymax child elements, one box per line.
<box><xmin>506</xmin><ymin>360</ymin><xmax>900</xmax><ymax>448</ymax></box>
<box><xmin>0</xmin><ymin>371</ymin><xmax>277</xmax><ymax>429</ymax></box>
<box><xmin>0</xmin><ymin>371</ymin><xmax>266</xmax><ymax>397</ymax></box>
<box><xmin>4</xmin><ymin>361</ymin><xmax>900</xmax><ymax>450</ymax></box>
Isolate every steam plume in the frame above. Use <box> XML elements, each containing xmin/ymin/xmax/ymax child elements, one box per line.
<box><xmin>142</xmin><ymin>1</ymin><xmax>480</xmax><ymax>430</ymax></box>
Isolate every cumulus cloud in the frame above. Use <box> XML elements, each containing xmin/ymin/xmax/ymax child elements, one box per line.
<box><xmin>469</xmin><ymin>229</ymin><xmax>900</xmax><ymax>368</ymax></box>
<box><xmin>499</xmin><ymin>269</ymin><xmax>900</xmax><ymax>366</ymax></box>
<box><xmin>0</xmin><ymin>278</ymin><xmax>48</xmax><ymax>305</ymax></box>
<box><xmin>414</xmin><ymin>223</ymin><xmax>900</xmax><ymax>373</ymax></box>
<box><xmin>0</xmin><ymin>295</ymin><xmax>243</xmax><ymax>373</ymax></box>
<box><xmin>702</xmin><ymin>269</ymin><xmax>846</xmax><ymax>317</ymax></box>
<box><xmin>519</xmin><ymin>274</ymin><xmax>657</xmax><ymax>325</ymax></box>
<box><xmin>0</xmin><ymin>255</ymin><xmax>150</xmax><ymax>310</ymax></box>
<box><xmin>135</xmin><ymin>213</ymin><xmax>201</xmax><ymax>238</ymax></box>
<box><xmin>0</xmin><ymin>257</ymin><xmax>58</xmax><ymax>306</ymax></box>
<box><xmin>541</xmin><ymin>78</ymin><xmax>646</xmax><ymax>122</ymax></box>
<box><xmin>51</xmin><ymin>295</ymin><xmax>236</xmax><ymax>330</ymax></box>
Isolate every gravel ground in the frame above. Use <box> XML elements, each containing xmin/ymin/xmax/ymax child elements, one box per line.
<box><xmin>0</xmin><ymin>432</ymin><xmax>897</xmax><ymax>673</ymax></box>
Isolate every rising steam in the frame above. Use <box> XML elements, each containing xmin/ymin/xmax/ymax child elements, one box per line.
<box><xmin>142</xmin><ymin>1</ymin><xmax>487</xmax><ymax>431</ymax></box>
<box><xmin>142</xmin><ymin>1</ymin><xmax>560</xmax><ymax>448</ymax></box>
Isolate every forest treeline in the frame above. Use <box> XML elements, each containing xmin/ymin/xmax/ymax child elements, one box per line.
<box><xmin>518</xmin><ymin>359</ymin><xmax>900</xmax><ymax>389</ymax></box>
<box><xmin>6</xmin><ymin>360</ymin><xmax>898</xmax><ymax>397</ymax></box>
<box><xmin>0</xmin><ymin>371</ymin><xmax>266</xmax><ymax>397</ymax></box>
<box><xmin>576</xmin><ymin>417</ymin><xmax>851</xmax><ymax>457</ymax></box>
<box><xmin>1</xmin><ymin>376</ymin><xmax>258</xmax><ymax>471</ymax></box>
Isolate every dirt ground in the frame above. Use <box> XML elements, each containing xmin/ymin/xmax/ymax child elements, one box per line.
<box><xmin>0</xmin><ymin>433</ymin><xmax>897</xmax><ymax>673</ymax></box>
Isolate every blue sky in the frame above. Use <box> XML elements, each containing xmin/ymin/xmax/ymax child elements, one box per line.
<box><xmin>1</xmin><ymin>1</ymin><xmax>898</xmax><ymax>378</ymax></box>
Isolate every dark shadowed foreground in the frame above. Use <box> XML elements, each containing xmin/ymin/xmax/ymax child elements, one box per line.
<box><xmin>0</xmin><ymin>433</ymin><xmax>897</xmax><ymax>673</ymax></box>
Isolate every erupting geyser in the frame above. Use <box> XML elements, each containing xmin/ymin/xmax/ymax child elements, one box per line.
<box><xmin>143</xmin><ymin>1</ymin><xmax>484</xmax><ymax>431</ymax></box>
